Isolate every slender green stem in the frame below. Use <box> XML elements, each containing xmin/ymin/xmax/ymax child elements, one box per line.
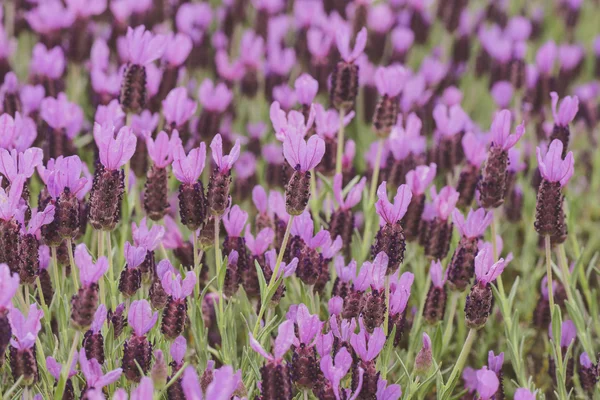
<box><xmin>442</xmin><ymin>291</ymin><xmax>459</xmax><ymax>350</ymax></box>
<box><xmin>105</xmin><ymin>231</ymin><xmax>117</xmax><ymax>308</ymax></box>
<box><xmin>214</xmin><ymin>217</ymin><xmax>224</xmax><ymax>316</ymax></box>
<box><xmin>335</xmin><ymin>110</ymin><xmax>346</xmax><ymax>175</ymax></box>
<box><xmin>55</xmin><ymin>331</ymin><xmax>80</xmax><ymax>400</ymax></box>
<box><xmin>24</xmin><ymin>285</ymin><xmax>30</xmax><ymax>307</ymax></box>
<box><xmin>360</xmin><ymin>139</ymin><xmax>384</xmax><ymax>261</ymax></box>
<box><xmin>66</xmin><ymin>239</ymin><xmax>79</xmax><ymax>292</ymax></box>
<box><xmin>545</xmin><ymin>235</ymin><xmax>555</xmax><ymax>311</ymax></box>
<box><xmin>383</xmin><ymin>275</ymin><xmax>390</xmax><ymax>335</ymax></box>
<box><xmin>555</xmin><ymin>244</ymin><xmax>574</xmax><ymax>303</ymax></box>
<box><xmin>368</xmin><ymin>139</ymin><xmax>384</xmax><ymax>206</ymax></box>
<box><xmin>442</xmin><ymin>328</ymin><xmax>477</xmax><ymax>399</ymax></box>
<box><xmin>490</xmin><ymin>211</ymin><xmax>505</xmax><ymax>298</ymax></box>
<box><xmin>51</xmin><ymin>246</ymin><xmax>61</xmax><ymax>301</ymax></box>
<box><xmin>253</xmin><ymin>216</ymin><xmax>294</xmax><ymax>337</ymax></box>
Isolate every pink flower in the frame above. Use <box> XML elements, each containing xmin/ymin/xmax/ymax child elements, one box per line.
<box><xmin>0</xmin><ymin>264</ymin><xmax>19</xmax><ymax>309</ymax></box>
<box><xmin>172</xmin><ymin>143</ymin><xmax>207</xmax><ymax>185</ymax></box>
<box><xmin>170</xmin><ymin>336</ymin><xmax>187</xmax><ymax>366</ymax></box>
<box><xmin>131</xmin><ymin>377</ymin><xmax>154</xmax><ymax>400</ymax></box>
<box><xmin>389</xmin><ymin>114</ymin><xmax>426</xmax><ymax>161</ymax></box>
<box><xmin>514</xmin><ymin>388</ymin><xmax>536</xmax><ymax>400</ymax></box>
<box><xmin>46</xmin><ymin>356</ymin><xmax>77</xmax><ymax>381</ymax></box>
<box><xmin>161</xmin><ymin>270</ymin><xmax>197</xmax><ymax>300</ymax></box>
<box><xmin>223</xmin><ymin>205</ymin><xmax>248</xmax><ymax>237</ymax></box>
<box><xmin>389</xmin><ymin>272</ymin><xmax>414</xmax><ymax>316</ymax></box>
<box><xmin>90</xmin><ymin>304</ymin><xmax>107</xmax><ymax>335</ymax></box>
<box><xmin>30</xmin><ymin>44</ymin><xmax>65</xmax><ymax>80</ymax></box>
<box><xmin>320</xmin><ymin>347</ymin><xmax>355</xmax><ymax>400</ymax></box>
<box><xmin>95</xmin><ymin>99</ymin><xmax>126</xmax><ymax>130</ymax></box>
<box><xmin>249</xmin><ymin>319</ymin><xmax>296</xmax><ymax>362</ymax></box>
<box><xmin>146</xmin><ymin>131</ymin><xmax>181</xmax><ymax>168</ymax></box>
<box><xmin>490</xmin><ymin>109</ymin><xmax>525</xmax><ymax>150</ymax></box>
<box><xmin>334</xmin><ymin>257</ymin><xmax>357</xmax><ymax>283</ymax></box>
<box><xmin>476</xmin><ymin>369</ymin><xmax>499</xmax><ymax>400</ymax></box>
<box><xmin>462</xmin><ymin>132</ymin><xmax>488</xmax><ymax>168</ymax></box>
<box><xmin>182</xmin><ymin>365</ymin><xmax>240</xmax><ymax>400</ymax></box>
<box><xmin>93</xmin><ymin>122</ymin><xmax>137</xmax><ymax>170</ymax></box>
<box><xmin>22</xmin><ymin>203</ymin><xmax>55</xmax><ymax>236</ymax></box>
<box><xmin>271</xmin><ymin>101</ymin><xmax>316</xmax><ymax>140</ymax></box>
<box><xmin>163</xmin><ymin>87</ymin><xmax>197</xmax><ymax>128</ymax></box>
<box><xmin>124</xmin><ymin>241</ymin><xmax>146</xmax><ymax>269</ymax></box>
<box><xmin>491</xmin><ymin>81</ymin><xmax>513</xmax><ymax>109</ymax></box>
<box><xmin>132</xmin><ymin>217</ymin><xmax>165</xmax><ymax>251</ymax></box>
<box><xmin>314</xmin><ymin>104</ymin><xmax>354</xmax><ymax>139</ymax></box>
<box><xmin>79</xmin><ymin>349</ymin><xmax>122</xmax><ymax>389</ymax></box>
<box><xmin>0</xmin><ymin>174</ymin><xmax>25</xmax><ymax>221</ymax></box>
<box><xmin>333</xmin><ymin>173</ymin><xmax>366</xmax><ymax>211</ymax></box>
<box><xmin>163</xmin><ymin>33</ymin><xmax>193</xmax><ymax>67</ymax></box>
<box><xmin>557</xmin><ymin>320</ymin><xmax>577</xmax><ymax>348</ymax></box>
<box><xmin>25</xmin><ymin>1</ymin><xmax>74</xmax><ymax>34</ymax></box>
<box><xmin>265</xmin><ymin>249</ymin><xmax>298</xmax><ymax>279</ymax></box>
<box><xmin>375</xmin><ymin>182</ymin><xmax>412</xmax><ymax>225</ymax></box>
<box><xmin>430</xmin><ymin>260</ymin><xmax>446</xmax><ymax>288</ymax></box>
<box><xmin>433</xmin><ymin>104</ymin><xmax>468</xmax><ymax>138</ymax></box>
<box><xmin>350</xmin><ymin>326</ymin><xmax>385</xmax><ymax>362</ymax></box>
<box><xmin>9</xmin><ymin>304</ymin><xmax>44</xmax><ymax>350</ymax></box>
<box><xmin>391</xmin><ymin>26</ymin><xmax>414</xmax><ymax>54</ymax></box>
<box><xmin>282</xmin><ymin>131</ymin><xmax>325</xmax><ymax>172</ymax></box>
<box><xmin>294</xmin><ymin>73</ymin><xmax>319</xmax><ymax>106</ymax></box>
<box><xmin>307</xmin><ymin>27</ymin><xmax>334</xmax><ymax>59</ymax></box>
<box><xmin>252</xmin><ymin>185</ymin><xmax>268</xmax><ymax>215</ymax></box>
<box><xmin>198</xmin><ymin>79</ymin><xmax>233</xmax><ymax>112</ymax></box>
<box><xmin>536</xmin><ymin>139</ymin><xmax>574</xmax><ymax>187</ymax></box>
<box><xmin>336</xmin><ymin>26</ymin><xmax>367</xmax><ymax>63</ymax></box>
<box><xmin>272</xmin><ymin>84</ymin><xmax>297</xmax><ymax>111</ymax></box>
<box><xmin>40</xmin><ymin>93</ymin><xmax>84</xmax><ymax>139</ymax></box>
<box><xmin>0</xmin><ymin>147</ymin><xmax>43</xmax><ymax>183</ymax></box>
<box><xmin>20</xmin><ymin>85</ymin><xmax>45</xmax><ymax>116</ymax></box>
<box><xmin>374</xmin><ymin>65</ymin><xmax>408</xmax><ymax>97</ymax></box>
<box><xmin>550</xmin><ymin>92</ymin><xmax>579</xmax><ymax>127</ymax></box>
<box><xmin>128</xmin><ymin>300</ymin><xmax>158</xmax><ymax>337</ymax></box>
<box><xmin>124</xmin><ymin>25</ymin><xmax>167</xmax><ymax>65</ymax></box>
<box><xmin>376</xmin><ymin>377</ymin><xmax>402</xmax><ymax>400</ymax></box>
<box><xmin>210</xmin><ymin>134</ymin><xmax>240</xmax><ymax>174</ymax></box>
<box><xmin>176</xmin><ymin>3</ymin><xmax>212</xmax><ymax>43</ymax></box>
<box><xmin>474</xmin><ymin>245</ymin><xmax>512</xmax><ymax>285</ymax></box>
<box><xmin>293</xmin><ymin>304</ymin><xmax>323</xmax><ymax>345</ymax></box>
<box><xmin>405</xmin><ymin>164</ymin><xmax>437</xmax><ymax>196</ymax></box>
<box><xmin>452</xmin><ymin>208</ymin><xmax>493</xmax><ymax>239</ymax></box>
<box><xmin>46</xmin><ymin>155</ymin><xmax>89</xmax><ymax>198</ymax></box>
<box><xmin>131</xmin><ymin>110</ymin><xmax>160</xmax><ymax>137</ymax></box>
<box><xmin>65</xmin><ymin>0</ymin><xmax>107</xmax><ymax>18</ymax></box>
<box><xmin>0</xmin><ymin>28</ymin><xmax>16</xmax><ymax>60</ymax></box>
<box><xmin>245</xmin><ymin>226</ymin><xmax>274</xmax><ymax>256</ymax></box>
<box><xmin>266</xmin><ymin>46</ymin><xmax>296</xmax><ymax>77</ymax></box>
<box><xmin>487</xmin><ymin>351</ymin><xmax>504</xmax><ymax>375</ymax></box>
<box><xmin>75</xmin><ymin>244</ymin><xmax>109</xmax><ymax>287</ymax></box>
<box><xmin>535</xmin><ymin>41</ymin><xmax>557</xmax><ymax>75</ymax></box>
<box><xmin>365</xmin><ymin>252</ymin><xmax>389</xmax><ymax>291</ymax></box>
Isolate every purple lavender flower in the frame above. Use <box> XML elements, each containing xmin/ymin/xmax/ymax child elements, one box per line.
<box><xmin>476</xmin><ymin>368</ymin><xmax>499</xmax><ymax>400</ymax></box>
<box><xmin>8</xmin><ymin>304</ymin><xmax>43</xmax><ymax>385</ymax></box>
<box><xmin>161</xmin><ymin>268</ymin><xmax>197</xmax><ymax>340</ymax></box>
<box><xmin>122</xmin><ymin>300</ymin><xmax>158</xmax><ymax>382</ymax></box>
<box><xmin>79</xmin><ymin>348</ymin><xmax>122</xmax><ymax>392</ymax></box>
<box><xmin>163</xmin><ymin>88</ymin><xmax>197</xmax><ymax>133</ymax></box>
<box><xmin>71</xmin><ymin>244</ymin><xmax>108</xmax><ymax>330</ymax></box>
<box><xmin>549</xmin><ymin>91</ymin><xmax>579</xmax><ymax>154</ymax></box>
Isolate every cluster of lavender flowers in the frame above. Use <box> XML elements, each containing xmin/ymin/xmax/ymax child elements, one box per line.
<box><xmin>0</xmin><ymin>0</ymin><xmax>599</xmax><ymax>399</ymax></box>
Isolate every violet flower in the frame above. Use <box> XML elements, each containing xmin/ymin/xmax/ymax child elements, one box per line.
<box><xmin>514</xmin><ymin>388</ymin><xmax>536</xmax><ymax>400</ymax></box>
<box><xmin>376</xmin><ymin>377</ymin><xmax>402</xmax><ymax>400</ymax></box>
<box><xmin>476</xmin><ymin>368</ymin><xmax>499</xmax><ymax>400</ymax></box>
<box><xmin>170</xmin><ymin>336</ymin><xmax>187</xmax><ymax>369</ymax></box>
<box><xmin>124</xmin><ymin>26</ymin><xmax>167</xmax><ymax>66</ymax></box>
<box><xmin>8</xmin><ymin>304</ymin><xmax>43</xmax><ymax>350</ymax></box>
<box><xmin>93</xmin><ymin>122</ymin><xmax>137</xmax><ymax>171</ymax></box>
<box><xmin>181</xmin><ymin>364</ymin><xmax>240</xmax><ymax>400</ymax></box>
<box><xmin>75</xmin><ymin>244</ymin><xmax>109</xmax><ymax>288</ymax></box>
<box><xmin>199</xmin><ymin>79</ymin><xmax>233</xmax><ymax>113</ymax></box>
<box><xmin>163</xmin><ymin>33</ymin><xmax>193</xmax><ymax>68</ymax></box>
<box><xmin>333</xmin><ymin>173</ymin><xmax>366</xmax><ymax>211</ymax></box>
<box><xmin>536</xmin><ymin>139</ymin><xmax>574</xmax><ymax>188</ymax></box>
<box><xmin>405</xmin><ymin>164</ymin><xmax>437</xmax><ymax>197</ymax></box>
<box><xmin>0</xmin><ymin>147</ymin><xmax>43</xmax><ymax>184</ymax></box>
<box><xmin>40</xmin><ymin>93</ymin><xmax>84</xmax><ymax>141</ymax></box>
<box><xmin>550</xmin><ymin>92</ymin><xmax>579</xmax><ymax>128</ymax></box>
<box><xmin>128</xmin><ymin>300</ymin><xmax>158</xmax><ymax>337</ymax></box>
<box><xmin>452</xmin><ymin>208</ymin><xmax>493</xmax><ymax>239</ymax></box>
<box><xmin>30</xmin><ymin>44</ymin><xmax>65</xmax><ymax>81</ymax></box>
<box><xmin>294</xmin><ymin>73</ymin><xmax>319</xmax><ymax>106</ymax></box>
<box><xmin>172</xmin><ymin>142</ymin><xmax>207</xmax><ymax>185</ymax></box>
<box><xmin>375</xmin><ymin>182</ymin><xmax>412</xmax><ymax>226</ymax></box>
<box><xmin>490</xmin><ymin>109</ymin><xmax>525</xmax><ymax>151</ymax></box>
<box><xmin>79</xmin><ymin>348</ymin><xmax>122</xmax><ymax>390</ymax></box>
<box><xmin>163</xmin><ymin>88</ymin><xmax>197</xmax><ymax>130</ymax></box>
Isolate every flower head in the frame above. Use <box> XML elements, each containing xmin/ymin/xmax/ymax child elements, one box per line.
<box><xmin>452</xmin><ymin>208</ymin><xmax>493</xmax><ymax>239</ymax></box>
<box><xmin>249</xmin><ymin>319</ymin><xmax>296</xmax><ymax>362</ymax></box>
<box><xmin>336</xmin><ymin>26</ymin><xmax>367</xmax><ymax>63</ymax></box>
<box><xmin>163</xmin><ymin>88</ymin><xmax>197</xmax><ymax>128</ymax></box>
<box><xmin>146</xmin><ymin>130</ymin><xmax>181</xmax><ymax>168</ymax></box>
<box><xmin>405</xmin><ymin>164</ymin><xmax>437</xmax><ymax>196</ymax></box>
<box><xmin>9</xmin><ymin>304</ymin><xmax>44</xmax><ymax>350</ymax></box>
<box><xmin>333</xmin><ymin>174</ymin><xmax>366</xmax><ymax>211</ymax></box>
<box><xmin>390</xmin><ymin>272</ymin><xmax>414</xmax><ymax>316</ymax></box>
<box><xmin>132</xmin><ymin>218</ymin><xmax>165</xmax><ymax>251</ymax></box>
<box><xmin>350</xmin><ymin>326</ymin><xmax>385</xmax><ymax>362</ymax></box>
<box><xmin>172</xmin><ymin>143</ymin><xmax>207</xmax><ymax>185</ymax></box>
<box><xmin>161</xmin><ymin>270</ymin><xmax>197</xmax><ymax>301</ymax></box>
<box><xmin>374</xmin><ymin>64</ymin><xmax>408</xmax><ymax>97</ymax></box>
<box><xmin>282</xmin><ymin>131</ymin><xmax>325</xmax><ymax>172</ymax></box>
<box><xmin>46</xmin><ymin>155</ymin><xmax>89</xmax><ymax>198</ymax></box>
<box><xmin>22</xmin><ymin>203</ymin><xmax>55</xmax><ymax>236</ymax></box>
<box><xmin>128</xmin><ymin>299</ymin><xmax>158</xmax><ymax>337</ymax></box>
<box><xmin>171</xmin><ymin>336</ymin><xmax>187</xmax><ymax>366</ymax></box>
<box><xmin>320</xmin><ymin>347</ymin><xmax>354</xmax><ymax>399</ymax></box>
<box><xmin>294</xmin><ymin>73</ymin><xmax>319</xmax><ymax>105</ymax></box>
<box><xmin>95</xmin><ymin>100</ymin><xmax>125</xmax><ymax>130</ymax></box>
<box><xmin>474</xmin><ymin>245</ymin><xmax>512</xmax><ymax>285</ymax></box>
<box><xmin>293</xmin><ymin>304</ymin><xmax>323</xmax><ymax>345</ymax></box>
<box><xmin>30</xmin><ymin>44</ymin><xmax>65</xmax><ymax>80</ymax></box>
<box><xmin>163</xmin><ymin>33</ymin><xmax>193</xmax><ymax>67</ymax></box>
<box><xmin>375</xmin><ymin>182</ymin><xmax>412</xmax><ymax>225</ymax></box>
<box><xmin>487</xmin><ymin>351</ymin><xmax>504</xmax><ymax>374</ymax></box>
<box><xmin>75</xmin><ymin>244</ymin><xmax>109</xmax><ymax>287</ymax></box>
<box><xmin>433</xmin><ymin>104</ymin><xmax>468</xmax><ymax>138</ymax></box>
<box><xmin>79</xmin><ymin>349</ymin><xmax>123</xmax><ymax>389</ymax></box>
<box><xmin>182</xmin><ymin>364</ymin><xmax>240</xmax><ymax>400</ymax></box>
<box><xmin>550</xmin><ymin>92</ymin><xmax>579</xmax><ymax>127</ymax></box>
<box><xmin>198</xmin><ymin>79</ymin><xmax>233</xmax><ymax>112</ymax></box>
<box><xmin>0</xmin><ymin>264</ymin><xmax>19</xmax><ymax>309</ymax></box>
<box><xmin>376</xmin><ymin>377</ymin><xmax>403</xmax><ymax>400</ymax></box>
<box><xmin>223</xmin><ymin>205</ymin><xmax>248</xmax><ymax>237</ymax></box>
<box><xmin>431</xmin><ymin>186</ymin><xmax>459</xmax><ymax>221</ymax></box>
<box><xmin>124</xmin><ymin>242</ymin><xmax>147</xmax><ymax>269</ymax></box>
<box><xmin>90</xmin><ymin>304</ymin><xmax>107</xmax><ymax>335</ymax></box>
<box><xmin>0</xmin><ymin>147</ymin><xmax>43</xmax><ymax>183</ymax></box>
<box><xmin>490</xmin><ymin>109</ymin><xmax>525</xmax><ymax>150</ymax></box>
<box><xmin>93</xmin><ymin>122</ymin><xmax>137</xmax><ymax>170</ymax></box>
<box><xmin>124</xmin><ymin>25</ymin><xmax>167</xmax><ymax>65</ymax></box>
<box><xmin>476</xmin><ymin>369</ymin><xmax>499</xmax><ymax>400</ymax></box>
<box><xmin>245</xmin><ymin>226</ymin><xmax>274</xmax><ymax>256</ymax></box>
<box><xmin>536</xmin><ymin>139</ymin><xmax>574</xmax><ymax>187</ymax></box>
<box><xmin>40</xmin><ymin>93</ymin><xmax>84</xmax><ymax>139</ymax></box>
<box><xmin>314</xmin><ymin>104</ymin><xmax>355</xmax><ymax>139</ymax></box>
<box><xmin>265</xmin><ymin>249</ymin><xmax>298</xmax><ymax>279</ymax></box>
<box><xmin>430</xmin><ymin>259</ymin><xmax>446</xmax><ymax>288</ymax></box>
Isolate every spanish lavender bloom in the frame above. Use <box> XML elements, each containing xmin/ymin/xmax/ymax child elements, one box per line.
<box><xmin>118</xmin><ymin>242</ymin><xmax>146</xmax><ymax>298</ymax></box>
<box><xmin>456</xmin><ymin>132</ymin><xmax>487</xmax><ymax>207</ymax></box>
<box><xmin>288</xmin><ymin>304</ymin><xmax>322</xmax><ymax>390</ymax></box>
<box><xmin>16</xmin><ymin>204</ymin><xmax>55</xmax><ymax>284</ymax></box>
<box><xmin>487</xmin><ymin>350</ymin><xmax>505</xmax><ymax>395</ymax></box>
<box><xmin>534</xmin><ymin>139</ymin><xmax>574</xmax><ymax>241</ymax></box>
<box><xmin>158</xmin><ymin>33</ymin><xmax>193</xmax><ymax>99</ymax></box>
<box><xmin>282</xmin><ymin>130</ymin><xmax>325</xmax><ymax>215</ymax></box>
<box><xmin>330</xmin><ymin>27</ymin><xmax>367</xmax><ymax>112</ymax></box>
<box><xmin>424</xmin><ymin>186</ymin><xmax>458</xmax><ymax>260</ymax></box>
<box><xmin>131</xmin><ymin>217</ymin><xmax>165</xmax><ymax>281</ymax></box>
<box><xmin>433</xmin><ymin>104</ymin><xmax>468</xmax><ymax>172</ymax></box>
<box><xmin>265</xmin><ymin>46</ymin><xmax>296</xmax><ymax>97</ymax></box>
<box><xmin>95</xmin><ymin>100</ymin><xmax>125</xmax><ymax>131</ymax></box>
<box><xmin>0</xmin><ymin>264</ymin><xmax>19</xmax><ymax>366</ymax></box>
<box><xmin>197</xmin><ymin>79</ymin><xmax>233</xmax><ymax>141</ymax></box>
<box><xmin>476</xmin><ymin>369</ymin><xmax>499</xmax><ymax>400</ymax></box>
<box><xmin>294</xmin><ymin>73</ymin><xmax>319</xmax><ymax>110</ymax></box>
<box><xmin>548</xmin><ymin>319</ymin><xmax>576</xmax><ymax>389</ymax></box>
<box><xmin>89</xmin><ymin>122</ymin><xmax>136</xmax><ymax>231</ymax></box>
<box><xmin>578</xmin><ymin>352</ymin><xmax>598</xmax><ymax>394</ymax></box>
<box><xmin>0</xmin><ymin>175</ymin><xmax>26</xmax><ymax>272</ymax></box>
<box><xmin>30</xmin><ymin>44</ymin><xmax>65</xmax><ymax>96</ymax></box>
<box><xmin>250</xmin><ymin>320</ymin><xmax>296</xmax><ymax>400</ymax></box>
<box><xmin>25</xmin><ymin>1</ymin><xmax>74</xmax><ymax>42</ymax></box>
<box><xmin>120</xmin><ymin>26</ymin><xmax>167</xmax><ymax>113</ymax></box>
<box><xmin>181</xmin><ymin>364</ymin><xmax>241</xmax><ymax>400</ymax></box>
<box><xmin>144</xmin><ymin>131</ymin><xmax>180</xmax><ymax>221</ymax></box>
<box><xmin>71</xmin><ymin>244</ymin><xmax>108</xmax><ymax>330</ymax></box>
<box><xmin>83</xmin><ymin>304</ymin><xmax>107</xmax><ymax>364</ymax></box>
<box><xmin>173</xmin><ymin>142</ymin><xmax>208</xmax><ymax>231</ymax></box>
<box><xmin>423</xmin><ymin>260</ymin><xmax>447</xmax><ymax>324</ymax></box>
<box><xmin>161</xmin><ymin>268</ymin><xmax>197</xmax><ymax>339</ymax></box>
<box><xmin>403</xmin><ymin>164</ymin><xmax>437</xmax><ymax>241</ymax></box>
<box><xmin>414</xmin><ymin>333</ymin><xmax>433</xmax><ymax>375</ymax></box>
<box><xmin>372</xmin><ymin>65</ymin><xmax>407</xmax><ymax>137</ymax></box>
<box><xmin>465</xmin><ymin>246</ymin><xmax>511</xmax><ymax>329</ymax></box>
<box><xmin>46</xmin><ymin>356</ymin><xmax>77</xmax><ymax>399</ymax></box>
<box><xmin>479</xmin><ymin>110</ymin><xmax>525</xmax><ymax>209</ymax></box>
<box><xmin>272</xmin><ymin>84</ymin><xmax>297</xmax><ymax>112</ymax></box>
<box><xmin>79</xmin><ymin>348</ymin><xmax>122</xmax><ymax>393</ymax></box>
<box><xmin>8</xmin><ymin>304</ymin><xmax>43</xmax><ymax>385</ymax></box>
<box><xmin>350</xmin><ymin>326</ymin><xmax>386</xmax><ymax>398</ymax></box>
<box><xmin>549</xmin><ymin>92</ymin><xmax>579</xmax><ymax>155</ymax></box>
<box><xmin>329</xmin><ymin>173</ymin><xmax>365</xmax><ymax>256</ymax></box>
<box><xmin>514</xmin><ymin>388</ymin><xmax>537</xmax><ymax>400</ymax></box>
<box><xmin>0</xmin><ymin>29</ymin><xmax>16</xmax><ymax>81</ymax></box>
<box><xmin>207</xmin><ymin>134</ymin><xmax>240</xmax><ymax>216</ymax></box>
<box><xmin>263</xmin><ymin>249</ymin><xmax>298</xmax><ymax>304</ymax></box>
<box><xmin>318</xmin><ymin>347</ymin><xmax>357</xmax><ymax>399</ymax></box>
<box><xmin>123</xmin><ymin>300</ymin><xmax>158</xmax><ymax>382</ymax></box>
<box><xmin>162</xmin><ymin>87</ymin><xmax>197</xmax><ymax>135</ymax></box>
<box><xmin>388</xmin><ymin>271</ymin><xmax>414</xmax><ymax>345</ymax></box>
<box><xmin>373</xmin><ymin>182</ymin><xmax>412</xmax><ymax>274</ymax></box>
<box><xmin>376</xmin><ymin>377</ymin><xmax>402</xmax><ymax>400</ymax></box>
<box><xmin>40</xmin><ymin>93</ymin><xmax>84</xmax><ymax>159</ymax></box>
<box><xmin>447</xmin><ymin>208</ymin><xmax>492</xmax><ymax>291</ymax></box>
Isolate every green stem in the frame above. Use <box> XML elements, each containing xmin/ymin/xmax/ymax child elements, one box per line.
<box><xmin>215</xmin><ymin>217</ymin><xmax>224</xmax><ymax>316</ymax></box>
<box><xmin>51</xmin><ymin>246</ymin><xmax>61</xmax><ymax>301</ymax></box>
<box><xmin>545</xmin><ymin>235</ymin><xmax>555</xmax><ymax>311</ymax></box>
<box><xmin>253</xmin><ymin>216</ymin><xmax>294</xmax><ymax>337</ymax></box>
<box><xmin>335</xmin><ymin>110</ymin><xmax>346</xmax><ymax>175</ymax></box>
<box><xmin>106</xmin><ymin>231</ymin><xmax>117</xmax><ymax>309</ymax></box>
<box><xmin>442</xmin><ymin>328</ymin><xmax>477</xmax><ymax>399</ymax></box>
<box><xmin>442</xmin><ymin>291</ymin><xmax>459</xmax><ymax>350</ymax></box>
<box><xmin>555</xmin><ymin>244</ymin><xmax>574</xmax><ymax>304</ymax></box>
<box><xmin>383</xmin><ymin>275</ymin><xmax>390</xmax><ymax>335</ymax></box>
<box><xmin>67</xmin><ymin>239</ymin><xmax>79</xmax><ymax>292</ymax></box>
<box><xmin>55</xmin><ymin>331</ymin><xmax>80</xmax><ymax>400</ymax></box>
<box><xmin>360</xmin><ymin>139</ymin><xmax>384</xmax><ymax>261</ymax></box>
<box><xmin>490</xmin><ymin>211</ymin><xmax>505</xmax><ymax>298</ymax></box>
